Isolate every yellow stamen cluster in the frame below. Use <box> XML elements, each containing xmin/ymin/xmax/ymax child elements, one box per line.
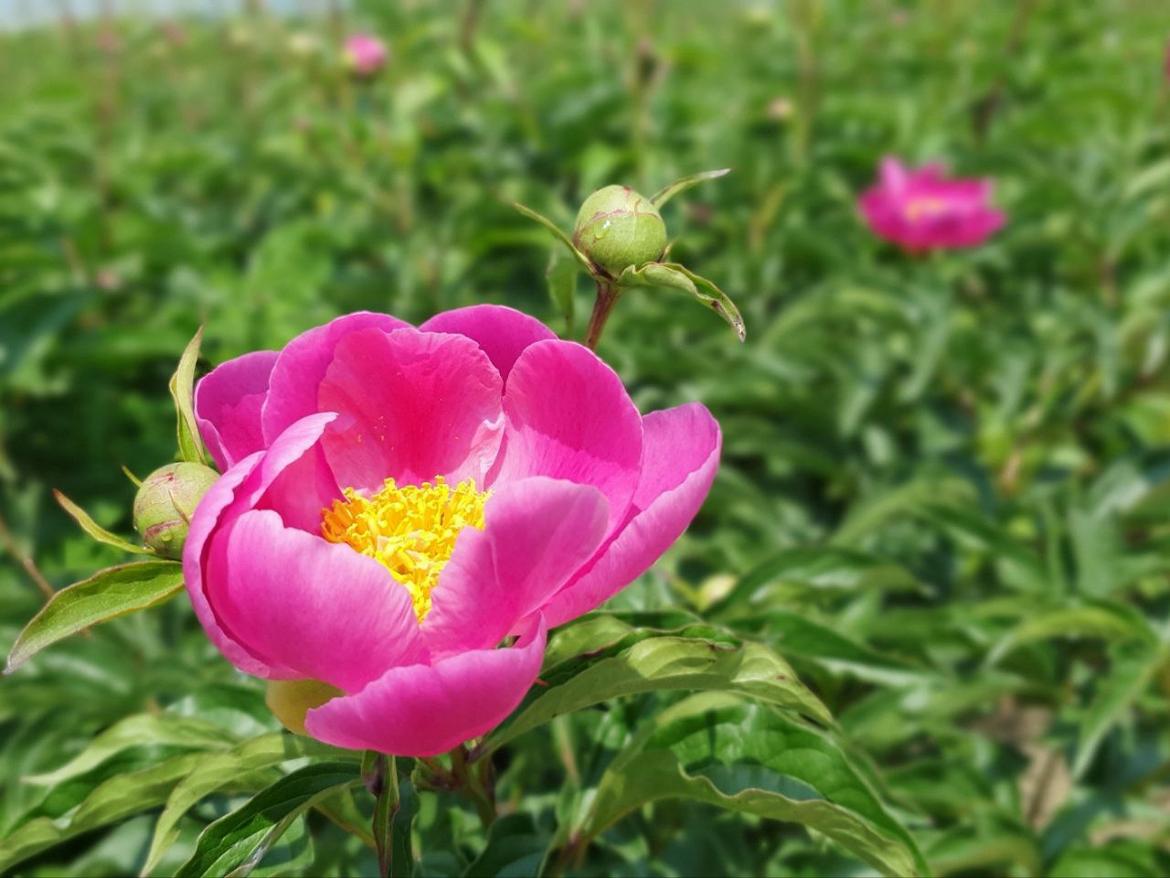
<box><xmin>321</xmin><ymin>476</ymin><xmax>489</xmax><ymax>622</ymax></box>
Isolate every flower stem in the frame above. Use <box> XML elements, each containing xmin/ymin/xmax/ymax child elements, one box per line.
<box><xmin>451</xmin><ymin>744</ymin><xmax>497</xmax><ymax>828</ymax></box>
<box><xmin>584</xmin><ymin>279</ymin><xmax>621</xmax><ymax>351</ymax></box>
<box><xmin>363</xmin><ymin>752</ymin><xmax>400</xmax><ymax>878</ymax></box>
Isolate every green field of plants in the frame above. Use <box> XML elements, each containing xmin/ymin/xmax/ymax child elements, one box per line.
<box><xmin>3</xmin><ymin>1</ymin><xmax>1170</xmax><ymax>876</ymax></box>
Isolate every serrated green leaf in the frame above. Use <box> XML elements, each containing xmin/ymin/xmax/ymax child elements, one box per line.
<box><xmin>169</xmin><ymin>326</ymin><xmax>211</xmax><ymax>466</ymax></box>
<box><xmin>5</xmin><ymin>560</ymin><xmax>185</xmax><ymax>673</ymax></box>
<box><xmin>481</xmin><ymin>620</ymin><xmax>830</xmax><ymax>754</ymax></box>
<box><xmin>576</xmin><ymin>694</ymin><xmax>927</xmax><ymax>878</ymax></box>
<box><xmin>174</xmin><ymin>761</ymin><xmax>360</xmax><ymax>878</ymax></box>
<box><xmin>53</xmin><ymin>490</ymin><xmax>151</xmax><ymax>555</ymax></box>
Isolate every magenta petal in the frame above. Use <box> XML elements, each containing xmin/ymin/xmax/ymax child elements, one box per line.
<box><xmin>184</xmin><ymin>452</ymin><xmax>281</xmax><ymax>678</ymax></box>
<box><xmin>215</xmin><ymin>510</ymin><xmax>424</xmax><ymax>693</ymax></box>
<box><xmin>542</xmin><ymin>403</ymin><xmax>721</xmax><ymax>628</ymax></box>
<box><xmin>493</xmin><ymin>340</ymin><xmax>642</xmax><ymax>531</ymax></box>
<box><xmin>425</xmin><ymin>478</ymin><xmax>608</xmax><ymax>654</ymax></box>
<box><xmin>185</xmin><ymin>413</ymin><xmax>340</xmax><ymax>679</ymax></box>
<box><xmin>420</xmin><ymin>305</ymin><xmax>557</xmax><ymax>381</ymax></box>
<box><xmin>305</xmin><ymin>618</ymin><xmax>547</xmax><ymax>756</ymax></box>
<box><xmin>261</xmin><ymin>312</ymin><xmax>410</xmax><ymax>444</ymax></box>
<box><xmin>195</xmin><ymin>350</ymin><xmax>278</xmax><ymax>470</ymax></box>
<box><xmin>318</xmin><ymin>327</ymin><xmax>504</xmax><ymax>491</ymax></box>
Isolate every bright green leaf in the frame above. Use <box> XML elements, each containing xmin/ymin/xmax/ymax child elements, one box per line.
<box><xmin>577</xmin><ymin>694</ymin><xmax>927</xmax><ymax>878</ymax></box>
<box><xmin>5</xmin><ymin>560</ymin><xmax>185</xmax><ymax>673</ymax></box>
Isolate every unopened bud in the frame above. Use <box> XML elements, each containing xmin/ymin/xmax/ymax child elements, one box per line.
<box><xmin>572</xmin><ymin>185</ymin><xmax>666</xmax><ymax>276</ymax></box>
<box><xmin>132</xmin><ymin>462</ymin><xmax>218</xmax><ymax>559</ymax></box>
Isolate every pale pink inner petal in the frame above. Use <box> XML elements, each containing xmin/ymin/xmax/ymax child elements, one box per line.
<box><xmin>318</xmin><ymin>327</ymin><xmax>504</xmax><ymax>492</ymax></box>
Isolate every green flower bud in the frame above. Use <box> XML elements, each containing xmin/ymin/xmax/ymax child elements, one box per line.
<box><xmin>132</xmin><ymin>462</ymin><xmax>218</xmax><ymax>559</ymax></box>
<box><xmin>572</xmin><ymin>184</ymin><xmax>666</xmax><ymax>276</ymax></box>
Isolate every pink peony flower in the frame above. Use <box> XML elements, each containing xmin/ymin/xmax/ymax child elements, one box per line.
<box><xmin>858</xmin><ymin>156</ymin><xmax>1005</xmax><ymax>253</ymax></box>
<box><xmin>185</xmin><ymin>306</ymin><xmax>721</xmax><ymax>756</ymax></box>
<box><xmin>343</xmin><ymin>33</ymin><xmax>388</xmax><ymax>77</ymax></box>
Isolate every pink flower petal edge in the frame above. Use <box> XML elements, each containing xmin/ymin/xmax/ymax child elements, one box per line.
<box><xmin>425</xmin><ymin>477</ymin><xmax>609</xmax><ymax>655</ymax></box>
<box><xmin>195</xmin><ymin>350</ymin><xmax>278</xmax><ymax>470</ymax></box>
<box><xmin>543</xmin><ymin>403</ymin><xmax>722</xmax><ymax>628</ymax></box>
<box><xmin>305</xmin><ymin>617</ymin><xmax>547</xmax><ymax>756</ymax></box>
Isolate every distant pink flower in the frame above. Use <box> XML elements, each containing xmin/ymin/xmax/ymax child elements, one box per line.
<box><xmin>344</xmin><ymin>33</ymin><xmax>388</xmax><ymax>77</ymax></box>
<box><xmin>859</xmin><ymin>156</ymin><xmax>1005</xmax><ymax>253</ymax></box>
<box><xmin>185</xmin><ymin>306</ymin><xmax>720</xmax><ymax>756</ymax></box>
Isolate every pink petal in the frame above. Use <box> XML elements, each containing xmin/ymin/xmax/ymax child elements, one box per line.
<box><xmin>184</xmin><ymin>452</ymin><xmax>277</xmax><ymax>678</ymax></box>
<box><xmin>492</xmin><ymin>340</ymin><xmax>642</xmax><ymax>532</ymax></box>
<box><xmin>261</xmin><ymin>312</ymin><xmax>409</xmax><ymax>445</ymax></box>
<box><xmin>195</xmin><ymin>350</ymin><xmax>278</xmax><ymax>470</ymax></box>
<box><xmin>425</xmin><ymin>477</ymin><xmax>609</xmax><ymax>655</ymax></box>
<box><xmin>305</xmin><ymin>618</ymin><xmax>547</xmax><ymax>756</ymax></box>
<box><xmin>879</xmin><ymin>156</ymin><xmax>910</xmax><ymax>191</ymax></box>
<box><xmin>421</xmin><ymin>305</ymin><xmax>557</xmax><ymax>381</ymax></box>
<box><xmin>542</xmin><ymin>403</ymin><xmax>721</xmax><ymax>628</ymax></box>
<box><xmin>214</xmin><ymin>510</ymin><xmax>424</xmax><ymax>693</ymax></box>
<box><xmin>318</xmin><ymin>327</ymin><xmax>504</xmax><ymax>491</ymax></box>
<box><xmin>185</xmin><ymin>413</ymin><xmax>340</xmax><ymax>679</ymax></box>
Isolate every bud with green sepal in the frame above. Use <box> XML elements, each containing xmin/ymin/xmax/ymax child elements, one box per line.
<box><xmin>514</xmin><ymin>168</ymin><xmax>745</xmax><ymax>349</ymax></box>
<box><xmin>5</xmin><ymin>327</ymin><xmax>220</xmax><ymax>673</ymax></box>
<box><xmin>132</xmin><ymin>462</ymin><xmax>219</xmax><ymax>559</ymax></box>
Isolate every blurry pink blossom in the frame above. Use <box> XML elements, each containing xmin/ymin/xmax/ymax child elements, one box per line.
<box><xmin>859</xmin><ymin>156</ymin><xmax>1005</xmax><ymax>253</ymax></box>
<box><xmin>344</xmin><ymin>33</ymin><xmax>388</xmax><ymax>77</ymax></box>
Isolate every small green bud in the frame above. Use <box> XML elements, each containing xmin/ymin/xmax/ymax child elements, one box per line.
<box><xmin>132</xmin><ymin>462</ymin><xmax>218</xmax><ymax>559</ymax></box>
<box><xmin>572</xmin><ymin>184</ymin><xmax>666</xmax><ymax>276</ymax></box>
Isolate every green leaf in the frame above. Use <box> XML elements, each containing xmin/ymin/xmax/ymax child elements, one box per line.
<box><xmin>5</xmin><ymin>560</ymin><xmax>185</xmax><ymax>673</ymax></box>
<box><xmin>985</xmin><ymin>600</ymin><xmax>1157</xmax><ymax>667</ymax></box>
<box><xmin>481</xmin><ymin>617</ymin><xmax>830</xmax><ymax>754</ymax></box>
<box><xmin>576</xmin><ymin>694</ymin><xmax>927</xmax><ymax>878</ymax></box>
<box><xmin>546</xmin><ymin>247</ymin><xmax>578</xmax><ymax>334</ymax></box>
<box><xmin>390</xmin><ymin>763</ymin><xmax>419</xmax><ymax>878</ymax></box>
<box><xmin>707</xmin><ymin>546</ymin><xmax>926</xmax><ymax>618</ymax></box>
<box><xmin>512</xmin><ymin>202</ymin><xmax>593</xmax><ymax>273</ymax></box>
<box><xmin>1072</xmin><ymin>643</ymin><xmax>1160</xmax><ymax>778</ymax></box>
<box><xmin>0</xmin><ymin>753</ymin><xmax>205</xmax><ymax>873</ymax></box>
<box><xmin>649</xmin><ymin>167</ymin><xmax>731</xmax><ymax>209</ymax></box>
<box><xmin>53</xmin><ymin>489</ymin><xmax>151</xmax><ymax>555</ymax></box>
<box><xmin>26</xmin><ymin>712</ymin><xmax>234</xmax><ymax>787</ymax></box>
<box><xmin>462</xmin><ymin>813</ymin><xmax>548</xmax><ymax>878</ymax></box>
<box><xmin>732</xmin><ymin>610</ymin><xmax>929</xmax><ymax>687</ymax></box>
<box><xmin>618</xmin><ymin>262</ymin><xmax>746</xmax><ymax>341</ymax></box>
<box><xmin>169</xmin><ymin>326</ymin><xmax>211</xmax><ymax>466</ymax></box>
<box><xmin>174</xmin><ymin>761</ymin><xmax>360</xmax><ymax>878</ymax></box>
<box><xmin>143</xmin><ymin>733</ymin><xmax>347</xmax><ymax>876</ymax></box>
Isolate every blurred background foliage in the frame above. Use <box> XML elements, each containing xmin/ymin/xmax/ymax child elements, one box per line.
<box><xmin>3</xmin><ymin>0</ymin><xmax>1170</xmax><ymax>875</ymax></box>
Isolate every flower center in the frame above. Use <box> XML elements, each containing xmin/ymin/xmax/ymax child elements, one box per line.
<box><xmin>905</xmin><ymin>196</ymin><xmax>950</xmax><ymax>221</ymax></box>
<box><xmin>321</xmin><ymin>476</ymin><xmax>489</xmax><ymax>622</ymax></box>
